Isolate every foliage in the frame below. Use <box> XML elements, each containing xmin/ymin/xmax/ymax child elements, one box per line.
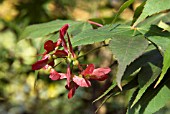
<box><xmin>1</xmin><ymin>0</ymin><xmax>170</xmax><ymax>113</ymax></box>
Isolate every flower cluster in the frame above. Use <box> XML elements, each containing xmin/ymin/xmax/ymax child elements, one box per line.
<box><xmin>32</xmin><ymin>24</ymin><xmax>111</xmax><ymax>99</ymax></box>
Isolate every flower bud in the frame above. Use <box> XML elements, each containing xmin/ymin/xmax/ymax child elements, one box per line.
<box><xmin>73</xmin><ymin>60</ymin><xmax>79</xmax><ymax>66</ymax></box>
<box><xmin>46</xmin><ymin>65</ymin><xmax>52</xmax><ymax>72</ymax></box>
<box><xmin>67</xmin><ymin>57</ymin><xmax>72</xmax><ymax>63</ymax></box>
<box><xmin>48</xmin><ymin>54</ymin><xmax>53</xmax><ymax>61</ymax></box>
<box><xmin>52</xmin><ymin>54</ymin><xmax>57</xmax><ymax>59</ymax></box>
<box><xmin>44</xmin><ymin>40</ymin><xmax>55</xmax><ymax>53</ymax></box>
<box><xmin>55</xmin><ymin>46</ymin><xmax>59</xmax><ymax>51</ymax></box>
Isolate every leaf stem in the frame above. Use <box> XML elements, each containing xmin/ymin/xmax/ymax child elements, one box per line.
<box><xmin>78</xmin><ymin>44</ymin><xmax>109</xmax><ymax>59</ymax></box>
<box><xmin>87</xmin><ymin>20</ymin><xmax>103</xmax><ymax>27</ymax></box>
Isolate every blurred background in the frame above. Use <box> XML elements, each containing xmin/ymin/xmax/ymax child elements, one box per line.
<box><xmin>1</xmin><ymin>0</ymin><xmax>170</xmax><ymax>114</ymax></box>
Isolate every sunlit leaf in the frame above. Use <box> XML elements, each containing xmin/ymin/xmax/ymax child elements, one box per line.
<box><xmin>72</xmin><ymin>24</ymin><xmax>136</xmax><ymax>47</ymax></box>
<box><xmin>155</xmin><ymin>44</ymin><xmax>170</xmax><ymax>87</ymax></box>
<box><xmin>133</xmin><ymin>0</ymin><xmax>170</xmax><ymax>27</ymax></box>
<box><xmin>20</xmin><ymin>20</ymin><xmax>92</xmax><ymax>40</ymax></box>
<box><xmin>158</xmin><ymin>21</ymin><xmax>170</xmax><ymax>32</ymax></box>
<box><xmin>131</xmin><ymin>1</ymin><xmax>145</xmax><ymax>25</ymax></box>
<box><xmin>112</xmin><ymin>0</ymin><xmax>135</xmax><ymax>23</ymax></box>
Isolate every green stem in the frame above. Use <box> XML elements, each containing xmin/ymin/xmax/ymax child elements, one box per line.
<box><xmin>77</xmin><ymin>44</ymin><xmax>109</xmax><ymax>59</ymax></box>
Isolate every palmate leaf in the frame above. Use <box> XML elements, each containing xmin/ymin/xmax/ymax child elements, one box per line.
<box><xmin>71</xmin><ymin>24</ymin><xmax>135</xmax><ymax>47</ymax></box>
<box><xmin>20</xmin><ymin>20</ymin><xmax>92</xmax><ymax>40</ymax></box>
<box><xmin>127</xmin><ymin>73</ymin><xmax>170</xmax><ymax>114</ymax></box>
<box><xmin>133</xmin><ymin>0</ymin><xmax>170</xmax><ymax>27</ymax></box>
<box><xmin>109</xmin><ymin>35</ymin><xmax>148</xmax><ymax>89</ymax></box>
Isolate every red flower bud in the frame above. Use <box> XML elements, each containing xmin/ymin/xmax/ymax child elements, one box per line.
<box><xmin>54</xmin><ymin>50</ymin><xmax>68</xmax><ymax>57</ymax></box>
<box><xmin>44</xmin><ymin>40</ymin><xmax>55</xmax><ymax>53</ymax></box>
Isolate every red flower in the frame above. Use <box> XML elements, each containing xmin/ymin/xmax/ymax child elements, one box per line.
<box><xmin>59</xmin><ymin>24</ymin><xmax>69</xmax><ymax>53</ymax></box>
<box><xmin>72</xmin><ymin>75</ymin><xmax>91</xmax><ymax>87</ymax></box>
<box><xmin>55</xmin><ymin>64</ymin><xmax>111</xmax><ymax>98</ymax></box>
<box><xmin>32</xmin><ymin>24</ymin><xmax>70</xmax><ymax>71</ymax></box>
<box><xmin>44</xmin><ymin>40</ymin><xmax>55</xmax><ymax>53</ymax></box>
<box><xmin>49</xmin><ymin>69</ymin><xmax>67</xmax><ymax>80</ymax></box>
<box><xmin>53</xmin><ymin>50</ymin><xmax>68</xmax><ymax>58</ymax></box>
<box><xmin>66</xmin><ymin>64</ymin><xmax>71</xmax><ymax>87</ymax></box>
<box><xmin>72</xmin><ymin>64</ymin><xmax>110</xmax><ymax>87</ymax></box>
<box><xmin>81</xmin><ymin>64</ymin><xmax>111</xmax><ymax>81</ymax></box>
<box><xmin>32</xmin><ymin>23</ymin><xmax>112</xmax><ymax>99</ymax></box>
<box><xmin>32</xmin><ymin>55</ymin><xmax>51</xmax><ymax>70</ymax></box>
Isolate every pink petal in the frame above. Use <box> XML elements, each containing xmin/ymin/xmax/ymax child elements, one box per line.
<box><xmin>55</xmin><ymin>38</ymin><xmax>62</xmax><ymax>47</ymax></box>
<box><xmin>58</xmin><ymin>73</ymin><xmax>67</xmax><ymax>79</ymax></box>
<box><xmin>81</xmin><ymin>64</ymin><xmax>95</xmax><ymax>76</ymax></box>
<box><xmin>43</xmin><ymin>64</ymin><xmax>50</xmax><ymax>70</ymax></box>
<box><xmin>90</xmin><ymin>68</ymin><xmax>111</xmax><ymax>81</ymax></box>
<box><xmin>32</xmin><ymin>56</ymin><xmax>49</xmax><ymax>70</ymax></box>
<box><xmin>92</xmin><ymin>68</ymin><xmax>111</xmax><ymax>76</ymax></box>
<box><xmin>59</xmin><ymin>24</ymin><xmax>69</xmax><ymax>53</ymax></box>
<box><xmin>44</xmin><ymin>40</ymin><xmax>55</xmax><ymax>53</ymax></box>
<box><xmin>73</xmin><ymin>76</ymin><xmax>91</xmax><ymax>87</ymax></box>
<box><xmin>49</xmin><ymin>69</ymin><xmax>61</xmax><ymax>80</ymax></box>
<box><xmin>66</xmin><ymin>65</ymin><xmax>71</xmax><ymax>87</ymax></box>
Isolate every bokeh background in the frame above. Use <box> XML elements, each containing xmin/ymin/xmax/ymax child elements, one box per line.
<box><xmin>1</xmin><ymin>0</ymin><xmax>170</xmax><ymax>114</ymax></box>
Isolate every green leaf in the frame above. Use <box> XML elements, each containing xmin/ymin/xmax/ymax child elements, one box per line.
<box><xmin>123</xmin><ymin>49</ymin><xmax>162</xmax><ymax>80</ymax></box>
<box><xmin>144</xmin><ymin>25</ymin><xmax>170</xmax><ymax>52</ymax></box>
<box><xmin>68</xmin><ymin>22</ymin><xmax>92</xmax><ymax>36</ymax></box>
<box><xmin>131</xmin><ymin>1</ymin><xmax>145</xmax><ymax>25</ymax></box>
<box><xmin>136</xmin><ymin>12</ymin><xmax>170</xmax><ymax>35</ymax></box>
<box><xmin>141</xmin><ymin>25</ymin><xmax>170</xmax><ymax>87</ymax></box>
<box><xmin>127</xmin><ymin>75</ymin><xmax>170</xmax><ymax>114</ymax></box>
<box><xmin>131</xmin><ymin>63</ymin><xmax>162</xmax><ymax>107</ymax></box>
<box><xmin>20</xmin><ymin>20</ymin><xmax>92</xmax><ymax>40</ymax></box>
<box><xmin>158</xmin><ymin>21</ymin><xmax>170</xmax><ymax>32</ymax></box>
<box><xmin>155</xmin><ymin>43</ymin><xmax>170</xmax><ymax>87</ymax></box>
<box><xmin>109</xmin><ymin>35</ymin><xmax>148</xmax><ymax>89</ymax></box>
<box><xmin>138</xmin><ymin>12</ymin><xmax>170</xmax><ymax>29</ymax></box>
<box><xmin>133</xmin><ymin>0</ymin><xmax>170</xmax><ymax>27</ymax></box>
<box><xmin>72</xmin><ymin>24</ymin><xmax>136</xmax><ymax>47</ymax></box>
<box><xmin>112</xmin><ymin>0</ymin><xmax>135</xmax><ymax>23</ymax></box>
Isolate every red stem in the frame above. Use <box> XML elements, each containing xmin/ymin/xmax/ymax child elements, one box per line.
<box><xmin>87</xmin><ymin>20</ymin><xmax>103</xmax><ymax>27</ymax></box>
